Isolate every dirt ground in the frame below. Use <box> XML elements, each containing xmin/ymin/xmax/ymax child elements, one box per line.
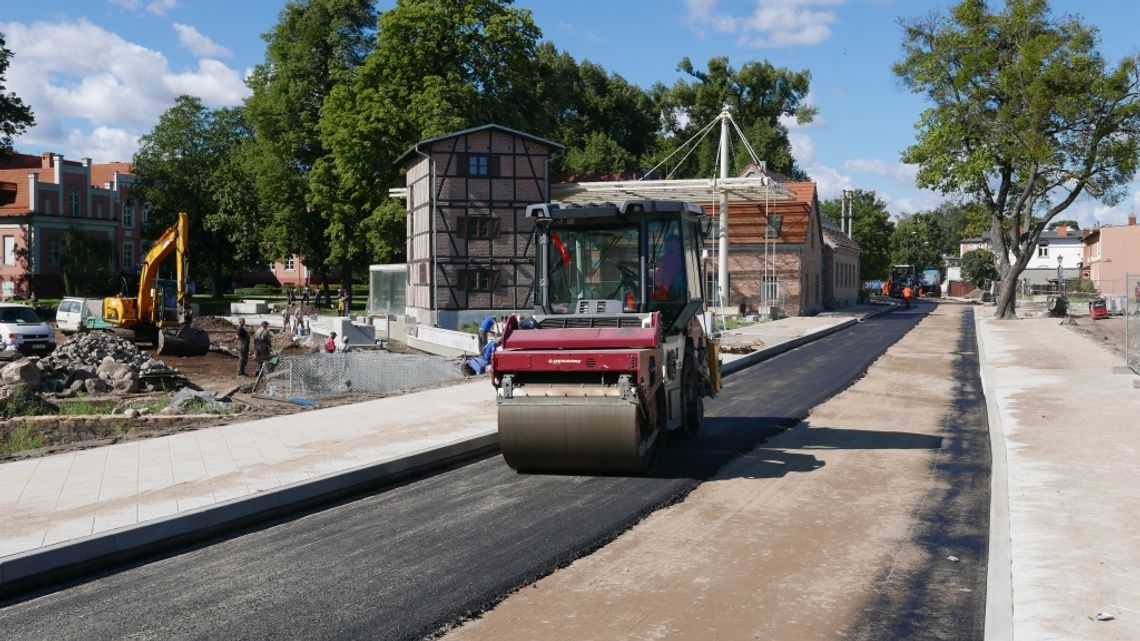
<box><xmin>441</xmin><ymin>305</ymin><xmax>977</xmax><ymax>641</ymax></box>
<box><xmin>1063</xmin><ymin>314</ymin><xmax>1128</xmax><ymax>358</ymax></box>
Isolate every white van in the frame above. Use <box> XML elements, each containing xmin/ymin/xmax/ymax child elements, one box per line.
<box><xmin>0</xmin><ymin>303</ymin><xmax>56</xmax><ymax>355</ymax></box>
<box><xmin>55</xmin><ymin>298</ymin><xmax>104</xmax><ymax>333</ymax></box>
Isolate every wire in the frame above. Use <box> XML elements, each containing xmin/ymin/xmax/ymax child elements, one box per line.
<box><xmin>641</xmin><ymin>114</ymin><xmax>721</xmax><ymax>181</ymax></box>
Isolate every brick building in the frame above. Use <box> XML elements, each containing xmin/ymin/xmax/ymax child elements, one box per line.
<box><xmin>394</xmin><ymin>124</ymin><xmax>563</xmax><ymax>327</ymax></box>
<box><xmin>822</xmin><ymin>218</ymin><xmax>862</xmax><ymax>308</ymax></box>
<box><xmin>694</xmin><ymin>169</ymin><xmax>826</xmax><ymax>316</ymax></box>
<box><xmin>0</xmin><ymin>152</ymin><xmax>145</xmax><ymax>298</ymax></box>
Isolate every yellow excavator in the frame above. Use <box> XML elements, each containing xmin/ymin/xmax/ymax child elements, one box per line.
<box><xmin>102</xmin><ymin>212</ymin><xmax>210</xmax><ymax>357</ymax></box>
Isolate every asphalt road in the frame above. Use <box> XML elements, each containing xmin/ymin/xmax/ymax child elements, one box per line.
<box><xmin>1</xmin><ymin>303</ymin><xmax>939</xmax><ymax>641</ymax></box>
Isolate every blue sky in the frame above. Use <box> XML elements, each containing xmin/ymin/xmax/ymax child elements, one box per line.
<box><xmin>3</xmin><ymin>0</ymin><xmax>1138</xmax><ymax>227</ymax></box>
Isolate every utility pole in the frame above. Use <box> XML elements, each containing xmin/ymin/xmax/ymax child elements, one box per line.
<box><xmin>717</xmin><ymin>105</ymin><xmax>730</xmax><ymax>309</ymax></box>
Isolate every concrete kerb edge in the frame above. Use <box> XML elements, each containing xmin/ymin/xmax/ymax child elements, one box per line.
<box><xmin>0</xmin><ymin>431</ymin><xmax>499</xmax><ymax>598</ymax></box>
<box><xmin>973</xmin><ymin>308</ymin><xmax>1014</xmax><ymax>641</ymax></box>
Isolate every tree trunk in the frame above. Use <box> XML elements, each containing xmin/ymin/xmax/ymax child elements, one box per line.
<box><xmin>994</xmin><ymin>277</ymin><xmax>1018</xmax><ymax>319</ymax></box>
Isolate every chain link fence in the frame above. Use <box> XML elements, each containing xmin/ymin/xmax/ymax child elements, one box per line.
<box><xmin>1127</xmin><ymin>273</ymin><xmax>1139</xmax><ymax>374</ymax></box>
<box><xmin>253</xmin><ymin>350</ymin><xmax>467</xmax><ymax>399</ymax></box>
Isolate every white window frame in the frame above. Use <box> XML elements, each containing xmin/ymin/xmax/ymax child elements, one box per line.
<box><xmin>3</xmin><ymin>235</ymin><xmax>15</xmax><ymax>266</ymax></box>
<box><xmin>123</xmin><ymin>242</ymin><xmax>134</xmax><ymax>271</ymax></box>
<box><xmin>122</xmin><ymin>201</ymin><xmax>134</xmax><ymax>228</ymax></box>
<box><xmin>284</xmin><ymin>256</ymin><xmax>295</xmax><ymax>271</ymax></box>
<box><xmin>68</xmin><ymin>188</ymin><xmax>80</xmax><ymax>216</ymax></box>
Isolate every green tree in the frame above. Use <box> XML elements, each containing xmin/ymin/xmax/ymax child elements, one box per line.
<box><xmin>59</xmin><ymin>227</ymin><xmax>117</xmax><ymax>296</ymax></box>
<box><xmin>532</xmin><ymin>44</ymin><xmax>657</xmax><ymax>176</ymax></box>
<box><xmin>960</xmin><ymin>248</ymin><xmax>999</xmax><ymax>289</ymax></box>
<box><xmin>895</xmin><ymin>0</ymin><xmax>1140</xmax><ymax>319</ymax></box>
<box><xmin>0</xmin><ymin>32</ymin><xmax>34</xmax><ymax>157</ymax></box>
<box><xmin>1047</xmin><ymin>219</ymin><xmax>1079</xmax><ymax>231</ymax></box>
<box><xmin>820</xmin><ymin>189</ymin><xmax>895</xmax><ymax>280</ymax></box>
<box><xmin>314</xmin><ymin>0</ymin><xmax>542</xmax><ymax>293</ymax></box>
<box><xmin>132</xmin><ymin>96</ymin><xmax>260</xmax><ymax>296</ymax></box>
<box><xmin>890</xmin><ymin>213</ymin><xmax>946</xmax><ymax>273</ymax></box>
<box><xmin>245</xmin><ymin>0</ymin><xmax>376</xmax><ymax>297</ymax></box>
<box><xmin>650</xmin><ymin>56</ymin><xmax>816</xmax><ymax>179</ymax></box>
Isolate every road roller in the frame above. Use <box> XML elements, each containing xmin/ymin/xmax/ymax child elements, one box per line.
<box><xmin>492</xmin><ymin>200</ymin><xmax>721</xmax><ymax>474</ymax></box>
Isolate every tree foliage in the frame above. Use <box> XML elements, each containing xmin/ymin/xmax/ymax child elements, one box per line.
<box><xmin>313</xmin><ymin>0</ymin><xmax>542</xmax><ymax>289</ymax></box>
<box><xmin>132</xmin><ymin>96</ymin><xmax>260</xmax><ymax>296</ymax></box>
<box><xmin>960</xmin><ymin>248</ymin><xmax>999</xmax><ymax>288</ymax></box>
<box><xmin>651</xmin><ymin>56</ymin><xmax>816</xmax><ymax>179</ymax></box>
<box><xmin>244</xmin><ymin>0</ymin><xmax>377</xmax><ymax>293</ymax></box>
<box><xmin>820</xmin><ymin>190</ymin><xmax>895</xmax><ymax>280</ymax></box>
<box><xmin>1047</xmin><ymin>218</ymin><xmax>1079</xmax><ymax>230</ymax></box>
<box><xmin>59</xmin><ymin>227</ymin><xmax>118</xmax><ymax>296</ymax></box>
<box><xmin>0</xmin><ymin>33</ymin><xmax>34</xmax><ymax>156</ymax></box>
<box><xmin>895</xmin><ymin>0</ymin><xmax>1140</xmax><ymax>318</ymax></box>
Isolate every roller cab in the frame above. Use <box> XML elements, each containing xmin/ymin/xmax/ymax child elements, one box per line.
<box><xmin>493</xmin><ymin>200</ymin><xmax>719</xmax><ymax>475</ymax></box>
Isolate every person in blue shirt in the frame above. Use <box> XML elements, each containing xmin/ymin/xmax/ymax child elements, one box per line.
<box><xmin>478</xmin><ymin>315</ymin><xmax>496</xmax><ymax>350</ymax></box>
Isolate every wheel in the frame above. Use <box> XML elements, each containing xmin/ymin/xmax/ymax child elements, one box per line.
<box><xmin>679</xmin><ymin>359</ymin><xmax>704</xmax><ymax>439</ymax></box>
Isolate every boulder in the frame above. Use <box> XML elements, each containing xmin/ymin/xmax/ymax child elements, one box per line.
<box><xmin>1</xmin><ymin>359</ymin><xmax>42</xmax><ymax>390</ymax></box>
<box><xmin>84</xmin><ymin>378</ymin><xmax>111</xmax><ymax>395</ymax></box>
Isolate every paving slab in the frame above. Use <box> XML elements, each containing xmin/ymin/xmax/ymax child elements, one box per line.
<box><xmin>976</xmin><ymin>308</ymin><xmax>1140</xmax><ymax>640</ymax></box>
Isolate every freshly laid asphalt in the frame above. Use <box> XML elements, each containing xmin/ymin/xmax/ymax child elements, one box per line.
<box><xmin>0</xmin><ymin>305</ymin><xmax>932</xmax><ymax>640</ymax></box>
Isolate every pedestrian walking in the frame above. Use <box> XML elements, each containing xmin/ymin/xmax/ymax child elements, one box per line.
<box><xmin>253</xmin><ymin>321</ymin><xmax>272</xmax><ymax>375</ymax></box>
<box><xmin>282</xmin><ymin>305</ymin><xmax>292</xmax><ymax>332</ymax></box>
<box><xmin>233</xmin><ymin>317</ymin><xmax>250</xmax><ymax>376</ymax></box>
<box><xmin>340</xmin><ymin>336</ymin><xmax>351</xmax><ymax>353</ymax></box>
<box><xmin>302</xmin><ymin>287</ymin><xmax>310</xmax><ymax>307</ymax></box>
<box><xmin>325</xmin><ymin>331</ymin><xmax>337</xmax><ymax>353</ymax></box>
<box><xmin>287</xmin><ymin>288</ymin><xmax>295</xmax><ymax>307</ymax></box>
<box><xmin>336</xmin><ymin>290</ymin><xmax>345</xmax><ymax>317</ymax></box>
<box><xmin>294</xmin><ymin>306</ymin><xmax>305</xmax><ymax>335</ymax></box>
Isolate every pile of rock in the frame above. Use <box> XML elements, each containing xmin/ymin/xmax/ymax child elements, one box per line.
<box><xmin>2</xmin><ymin>333</ymin><xmax>176</xmax><ymax>398</ymax></box>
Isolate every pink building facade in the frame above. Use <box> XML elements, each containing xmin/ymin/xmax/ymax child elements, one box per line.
<box><xmin>1083</xmin><ymin>213</ymin><xmax>1140</xmax><ymax>296</ymax></box>
<box><xmin>0</xmin><ymin>152</ymin><xmax>145</xmax><ymax>298</ymax></box>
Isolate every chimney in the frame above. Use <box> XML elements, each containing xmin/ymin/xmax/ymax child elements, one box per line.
<box><xmin>1057</xmin><ymin>224</ymin><xmax>1068</xmax><ymax>237</ymax></box>
<box><xmin>1130</xmin><ymin>212</ymin><xmax>1137</xmax><ymax>226</ymax></box>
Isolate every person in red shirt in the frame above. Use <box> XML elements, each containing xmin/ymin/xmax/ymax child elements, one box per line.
<box><xmin>325</xmin><ymin>331</ymin><xmax>337</xmax><ymax>353</ymax></box>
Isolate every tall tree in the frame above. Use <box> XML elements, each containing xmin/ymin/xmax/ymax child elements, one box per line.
<box><xmin>132</xmin><ymin>96</ymin><xmax>260</xmax><ymax>296</ymax></box>
<box><xmin>820</xmin><ymin>189</ymin><xmax>895</xmax><ymax>280</ymax></box>
<box><xmin>245</xmin><ymin>0</ymin><xmax>377</xmax><ymax>295</ymax></box>
<box><xmin>532</xmin><ymin>43</ymin><xmax>658</xmax><ymax>176</ymax></box>
<box><xmin>890</xmin><ymin>212</ymin><xmax>946</xmax><ymax>272</ymax></box>
<box><xmin>895</xmin><ymin>0</ymin><xmax>1140</xmax><ymax>318</ymax></box>
<box><xmin>59</xmin><ymin>227</ymin><xmax>117</xmax><ymax>296</ymax></box>
<box><xmin>0</xmin><ymin>32</ymin><xmax>34</xmax><ymax>156</ymax></box>
<box><xmin>650</xmin><ymin>56</ymin><xmax>816</xmax><ymax>179</ymax></box>
<box><xmin>313</xmin><ymin>0</ymin><xmax>542</xmax><ymax>293</ymax></box>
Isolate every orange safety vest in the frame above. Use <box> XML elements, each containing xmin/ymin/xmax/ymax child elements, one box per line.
<box><xmin>903</xmin><ymin>286</ymin><xmax>912</xmax><ymax>299</ymax></box>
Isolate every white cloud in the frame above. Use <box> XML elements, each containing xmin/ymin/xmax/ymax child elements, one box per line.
<box><xmin>1</xmin><ymin>18</ymin><xmax>250</xmax><ymax>162</ymax></box>
<box><xmin>685</xmin><ymin>0</ymin><xmax>843</xmax><ymax>48</ymax></box>
<box><xmin>173</xmin><ymin>23</ymin><xmax>232</xmax><ymax>58</ymax></box>
<box><xmin>108</xmin><ymin>0</ymin><xmax>179</xmax><ymax>15</ymax></box>
<box><xmin>843</xmin><ymin>158</ymin><xmax>918</xmax><ymax>185</ymax></box>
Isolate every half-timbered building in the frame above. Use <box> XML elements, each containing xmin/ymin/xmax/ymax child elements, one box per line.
<box><xmin>395</xmin><ymin>125</ymin><xmax>563</xmax><ymax>327</ymax></box>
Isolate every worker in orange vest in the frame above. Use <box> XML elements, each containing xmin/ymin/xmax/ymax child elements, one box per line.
<box><xmin>902</xmin><ymin>284</ymin><xmax>913</xmax><ymax>309</ymax></box>
<box><xmin>882</xmin><ymin>280</ymin><xmax>891</xmax><ymax>297</ymax></box>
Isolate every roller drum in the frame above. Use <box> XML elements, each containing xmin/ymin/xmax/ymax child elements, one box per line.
<box><xmin>499</xmin><ymin>396</ymin><xmax>658</xmax><ymax>475</ymax></box>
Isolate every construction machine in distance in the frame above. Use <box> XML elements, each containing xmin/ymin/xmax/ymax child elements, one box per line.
<box><xmin>492</xmin><ymin>200</ymin><xmax>721</xmax><ymax>475</ymax></box>
<box><xmin>101</xmin><ymin>212</ymin><xmax>210</xmax><ymax>357</ymax></box>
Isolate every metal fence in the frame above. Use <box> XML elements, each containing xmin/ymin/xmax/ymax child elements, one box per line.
<box><xmin>1127</xmin><ymin>273</ymin><xmax>1140</xmax><ymax>374</ymax></box>
<box><xmin>254</xmin><ymin>350</ymin><xmax>467</xmax><ymax>399</ymax></box>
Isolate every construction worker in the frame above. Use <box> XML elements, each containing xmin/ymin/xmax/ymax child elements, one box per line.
<box><xmin>902</xmin><ymin>284</ymin><xmax>913</xmax><ymax>309</ymax></box>
<box><xmin>882</xmin><ymin>280</ymin><xmax>891</xmax><ymax>297</ymax></box>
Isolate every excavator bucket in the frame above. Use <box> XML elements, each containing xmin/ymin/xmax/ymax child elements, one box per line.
<box><xmin>156</xmin><ymin>325</ymin><xmax>211</xmax><ymax>357</ymax></box>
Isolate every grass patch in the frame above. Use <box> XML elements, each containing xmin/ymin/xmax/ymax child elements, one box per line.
<box><xmin>57</xmin><ymin>398</ymin><xmax>116</xmax><ymax>415</ymax></box>
<box><xmin>1</xmin><ymin>423</ymin><xmax>45</xmax><ymax>455</ymax></box>
<box><xmin>719</xmin><ymin>316</ymin><xmax>757</xmax><ymax>330</ymax></box>
<box><xmin>0</xmin><ymin>385</ymin><xmax>55</xmax><ymax>418</ymax></box>
<box><xmin>125</xmin><ymin>397</ymin><xmax>171</xmax><ymax>414</ymax></box>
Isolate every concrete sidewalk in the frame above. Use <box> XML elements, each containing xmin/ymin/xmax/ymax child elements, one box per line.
<box><xmin>976</xmin><ymin>308</ymin><xmax>1140</xmax><ymax>640</ymax></box>
<box><xmin>0</xmin><ymin>304</ymin><xmax>890</xmax><ymax>593</ymax></box>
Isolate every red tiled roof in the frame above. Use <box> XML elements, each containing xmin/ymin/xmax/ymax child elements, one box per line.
<box><xmin>696</xmin><ymin>181</ymin><xmax>818</xmax><ymax>245</ymax></box>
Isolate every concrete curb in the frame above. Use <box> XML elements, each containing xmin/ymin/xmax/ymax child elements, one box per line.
<box><xmin>0</xmin><ymin>304</ymin><xmax>895</xmax><ymax>599</ymax></box>
<box><xmin>972</xmin><ymin>308</ymin><xmax>1014</xmax><ymax>641</ymax></box>
<box><xmin>0</xmin><ymin>431</ymin><xmax>498</xmax><ymax>599</ymax></box>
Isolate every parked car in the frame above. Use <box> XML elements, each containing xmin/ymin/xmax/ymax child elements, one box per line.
<box><xmin>55</xmin><ymin>298</ymin><xmax>105</xmax><ymax>333</ymax></box>
<box><xmin>0</xmin><ymin>303</ymin><xmax>56</xmax><ymax>355</ymax></box>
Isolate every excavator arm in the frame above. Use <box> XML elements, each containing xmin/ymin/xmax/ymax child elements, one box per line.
<box><xmin>135</xmin><ymin>211</ymin><xmax>188</xmax><ymax>326</ymax></box>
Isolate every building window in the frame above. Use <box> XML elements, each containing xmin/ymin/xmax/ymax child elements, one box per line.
<box><xmin>47</xmin><ymin>237</ymin><xmax>61</xmax><ymax>267</ymax></box>
<box><xmin>68</xmin><ymin>188</ymin><xmax>80</xmax><ymax>216</ymax></box>
<box><xmin>3</xmin><ymin>235</ymin><xmax>15</xmax><ymax>266</ymax></box>
<box><xmin>123</xmin><ymin>242</ymin><xmax>134</xmax><ymax>271</ymax></box>
<box><xmin>44</xmin><ymin>198</ymin><xmax>53</xmax><ymax>215</ymax></box>
<box><xmin>459</xmin><ymin>216</ymin><xmax>499</xmax><ymax>240</ymax></box>
<box><xmin>284</xmin><ymin>256</ymin><xmax>295</xmax><ymax>271</ymax></box>
<box><xmin>1037</xmin><ymin>241</ymin><xmax>1049</xmax><ymax>257</ymax></box>
<box><xmin>123</xmin><ymin>201</ymin><xmax>134</xmax><ymax>228</ymax></box>
<box><xmin>459</xmin><ymin>268</ymin><xmax>499</xmax><ymax>292</ymax></box>
<box><xmin>464</xmin><ymin>154</ymin><xmax>499</xmax><ymax>177</ymax></box>
<box><xmin>141</xmin><ymin>206</ymin><xmax>149</xmax><ymax>230</ymax></box>
<box><xmin>765</xmin><ymin>215</ymin><xmax>783</xmax><ymax>239</ymax></box>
